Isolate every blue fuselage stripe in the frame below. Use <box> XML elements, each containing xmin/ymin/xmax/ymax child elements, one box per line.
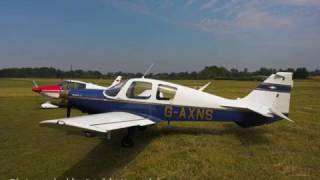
<box><xmin>255</xmin><ymin>83</ymin><xmax>291</xmax><ymax>93</ymax></box>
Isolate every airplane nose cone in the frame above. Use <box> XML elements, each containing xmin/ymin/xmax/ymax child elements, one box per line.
<box><xmin>32</xmin><ymin>87</ymin><xmax>41</xmax><ymax>93</ymax></box>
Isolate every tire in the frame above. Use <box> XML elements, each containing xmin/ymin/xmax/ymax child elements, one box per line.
<box><xmin>137</xmin><ymin>126</ymin><xmax>147</xmax><ymax>131</ymax></box>
<box><xmin>121</xmin><ymin>135</ymin><xmax>134</xmax><ymax>148</ymax></box>
<box><xmin>84</xmin><ymin>131</ymin><xmax>95</xmax><ymax>137</ymax></box>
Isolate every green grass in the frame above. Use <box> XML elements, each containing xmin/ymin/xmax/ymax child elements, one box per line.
<box><xmin>0</xmin><ymin>78</ymin><xmax>319</xmax><ymax>179</ymax></box>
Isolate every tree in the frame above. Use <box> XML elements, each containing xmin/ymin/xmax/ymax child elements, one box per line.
<box><xmin>294</xmin><ymin>67</ymin><xmax>309</xmax><ymax>79</ymax></box>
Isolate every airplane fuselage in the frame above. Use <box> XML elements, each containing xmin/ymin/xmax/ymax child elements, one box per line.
<box><xmin>67</xmin><ymin>79</ymin><xmax>283</xmax><ymax>128</ymax></box>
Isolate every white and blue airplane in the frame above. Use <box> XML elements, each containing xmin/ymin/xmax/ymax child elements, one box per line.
<box><xmin>40</xmin><ymin>72</ymin><xmax>293</xmax><ymax>147</ymax></box>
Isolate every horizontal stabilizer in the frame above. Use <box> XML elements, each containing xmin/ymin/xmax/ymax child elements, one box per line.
<box><xmin>269</xmin><ymin>108</ymin><xmax>294</xmax><ymax>122</ymax></box>
<box><xmin>222</xmin><ymin>100</ymin><xmax>293</xmax><ymax>122</ymax></box>
<box><xmin>221</xmin><ymin>101</ymin><xmax>273</xmax><ymax>118</ymax></box>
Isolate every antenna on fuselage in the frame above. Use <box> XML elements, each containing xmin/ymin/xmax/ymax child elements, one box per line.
<box><xmin>142</xmin><ymin>63</ymin><xmax>154</xmax><ymax>79</ymax></box>
<box><xmin>70</xmin><ymin>64</ymin><xmax>73</xmax><ymax>79</ymax></box>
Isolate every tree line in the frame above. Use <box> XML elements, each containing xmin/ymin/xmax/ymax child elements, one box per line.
<box><xmin>0</xmin><ymin>66</ymin><xmax>317</xmax><ymax>80</ymax></box>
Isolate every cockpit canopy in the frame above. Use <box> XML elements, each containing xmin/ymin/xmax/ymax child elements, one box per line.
<box><xmin>60</xmin><ymin>80</ymin><xmax>86</xmax><ymax>90</ymax></box>
<box><xmin>103</xmin><ymin>79</ymin><xmax>178</xmax><ymax>101</ymax></box>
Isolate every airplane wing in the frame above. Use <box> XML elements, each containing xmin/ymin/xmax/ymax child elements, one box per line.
<box><xmin>40</xmin><ymin>112</ymin><xmax>156</xmax><ymax>133</ymax></box>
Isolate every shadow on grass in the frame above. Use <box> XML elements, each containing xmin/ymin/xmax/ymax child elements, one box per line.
<box><xmin>158</xmin><ymin>124</ymin><xmax>270</xmax><ymax>145</ymax></box>
<box><xmin>59</xmin><ymin>124</ymin><xmax>269</xmax><ymax>178</ymax></box>
<box><xmin>222</xmin><ymin>124</ymin><xmax>271</xmax><ymax>145</ymax></box>
<box><xmin>59</xmin><ymin>129</ymin><xmax>156</xmax><ymax>179</ymax></box>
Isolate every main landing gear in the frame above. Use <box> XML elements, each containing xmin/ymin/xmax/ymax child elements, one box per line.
<box><xmin>121</xmin><ymin>127</ymin><xmax>135</xmax><ymax>148</ymax></box>
<box><xmin>84</xmin><ymin>131</ymin><xmax>95</xmax><ymax>137</ymax></box>
<box><xmin>83</xmin><ymin>127</ymin><xmax>139</xmax><ymax>147</ymax></box>
<box><xmin>137</xmin><ymin>126</ymin><xmax>147</xmax><ymax>131</ymax></box>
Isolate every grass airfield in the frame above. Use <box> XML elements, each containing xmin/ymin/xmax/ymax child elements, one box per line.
<box><xmin>0</xmin><ymin>78</ymin><xmax>319</xmax><ymax>179</ymax></box>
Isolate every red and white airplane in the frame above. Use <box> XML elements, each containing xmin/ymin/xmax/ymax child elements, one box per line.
<box><xmin>32</xmin><ymin>76</ymin><xmax>122</xmax><ymax>109</ymax></box>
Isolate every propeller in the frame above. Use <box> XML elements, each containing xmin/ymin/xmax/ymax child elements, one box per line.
<box><xmin>32</xmin><ymin>80</ymin><xmax>38</xmax><ymax>88</ymax></box>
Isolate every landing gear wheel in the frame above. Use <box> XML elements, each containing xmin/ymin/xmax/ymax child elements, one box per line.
<box><xmin>84</xmin><ymin>131</ymin><xmax>95</xmax><ymax>137</ymax></box>
<box><xmin>137</xmin><ymin>126</ymin><xmax>147</xmax><ymax>131</ymax></box>
<box><xmin>121</xmin><ymin>135</ymin><xmax>134</xmax><ymax>148</ymax></box>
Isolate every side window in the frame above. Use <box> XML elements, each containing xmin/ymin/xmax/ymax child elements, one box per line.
<box><xmin>63</xmin><ymin>82</ymin><xmax>72</xmax><ymax>89</ymax></box>
<box><xmin>68</xmin><ymin>82</ymin><xmax>76</xmax><ymax>89</ymax></box>
<box><xmin>74</xmin><ymin>83</ymin><xmax>86</xmax><ymax>89</ymax></box>
<box><xmin>126</xmin><ymin>81</ymin><xmax>152</xmax><ymax>99</ymax></box>
<box><xmin>157</xmin><ymin>84</ymin><xmax>177</xmax><ymax>100</ymax></box>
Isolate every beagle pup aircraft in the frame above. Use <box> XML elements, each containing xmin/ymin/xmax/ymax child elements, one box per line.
<box><xmin>32</xmin><ymin>76</ymin><xmax>122</xmax><ymax>108</ymax></box>
<box><xmin>40</xmin><ymin>72</ymin><xmax>293</xmax><ymax>147</ymax></box>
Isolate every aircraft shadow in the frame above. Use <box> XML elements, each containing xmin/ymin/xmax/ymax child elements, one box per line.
<box><xmin>223</xmin><ymin>124</ymin><xmax>271</xmax><ymax>145</ymax></box>
<box><xmin>59</xmin><ymin>124</ymin><xmax>269</xmax><ymax>178</ymax></box>
<box><xmin>59</xmin><ymin>129</ymin><xmax>156</xmax><ymax>179</ymax></box>
<box><xmin>158</xmin><ymin>124</ymin><xmax>270</xmax><ymax>146</ymax></box>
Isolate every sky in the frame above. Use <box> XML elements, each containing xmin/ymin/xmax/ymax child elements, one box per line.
<box><xmin>0</xmin><ymin>0</ymin><xmax>319</xmax><ymax>73</ymax></box>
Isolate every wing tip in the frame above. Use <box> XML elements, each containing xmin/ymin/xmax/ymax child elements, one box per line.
<box><xmin>39</xmin><ymin>120</ymin><xmax>66</xmax><ymax>126</ymax></box>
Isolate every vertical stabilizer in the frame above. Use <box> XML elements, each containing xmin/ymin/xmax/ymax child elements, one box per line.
<box><xmin>109</xmin><ymin>76</ymin><xmax>122</xmax><ymax>88</ymax></box>
<box><xmin>244</xmin><ymin>72</ymin><xmax>293</xmax><ymax>114</ymax></box>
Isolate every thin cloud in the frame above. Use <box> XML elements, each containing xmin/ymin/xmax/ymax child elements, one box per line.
<box><xmin>185</xmin><ymin>0</ymin><xmax>197</xmax><ymax>6</ymax></box>
<box><xmin>107</xmin><ymin>0</ymin><xmax>153</xmax><ymax>16</ymax></box>
<box><xmin>236</xmin><ymin>8</ymin><xmax>295</xmax><ymax>30</ymax></box>
<box><xmin>104</xmin><ymin>0</ymin><xmax>317</xmax><ymax>35</ymax></box>
<box><xmin>200</xmin><ymin>0</ymin><xmax>219</xmax><ymax>11</ymax></box>
<box><xmin>281</xmin><ymin>0</ymin><xmax>320</xmax><ymax>6</ymax></box>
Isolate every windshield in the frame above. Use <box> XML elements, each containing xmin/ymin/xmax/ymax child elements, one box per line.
<box><xmin>59</xmin><ymin>81</ymin><xmax>86</xmax><ymax>90</ymax></box>
<box><xmin>104</xmin><ymin>81</ymin><xmax>127</xmax><ymax>97</ymax></box>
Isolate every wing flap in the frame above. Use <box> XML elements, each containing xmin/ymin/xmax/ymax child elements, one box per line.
<box><xmin>93</xmin><ymin>119</ymin><xmax>155</xmax><ymax>131</ymax></box>
<box><xmin>40</xmin><ymin>112</ymin><xmax>156</xmax><ymax>133</ymax></box>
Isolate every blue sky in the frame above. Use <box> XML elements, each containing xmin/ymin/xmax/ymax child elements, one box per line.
<box><xmin>0</xmin><ymin>0</ymin><xmax>319</xmax><ymax>72</ymax></box>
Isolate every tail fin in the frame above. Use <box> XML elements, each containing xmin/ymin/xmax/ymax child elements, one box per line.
<box><xmin>109</xmin><ymin>76</ymin><xmax>122</xmax><ymax>88</ymax></box>
<box><xmin>244</xmin><ymin>72</ymin><xmax>293</xmax><ymax>114</ymax></box>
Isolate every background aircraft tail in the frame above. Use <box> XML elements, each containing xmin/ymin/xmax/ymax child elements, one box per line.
<box><xmin>109</xmin><ymin>76</ymin><xmax>122</xmax><ymax>88</ymax></box>
<box><xmin>243</xmin><ymin>72</ymin><xmax>293</xmax><ymax>114</ymax></box>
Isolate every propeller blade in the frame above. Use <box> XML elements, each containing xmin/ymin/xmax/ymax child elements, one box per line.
<box><xmin>32</xmin><ymin>80</ymin><xmax>38</xmax><ymax>88</ymax></box>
